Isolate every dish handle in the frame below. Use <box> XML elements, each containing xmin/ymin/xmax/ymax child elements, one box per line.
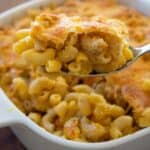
<box><xmin>0</xmin><ymin>89</ymin><xmax>24</xmax><ymax>128</ymax></box>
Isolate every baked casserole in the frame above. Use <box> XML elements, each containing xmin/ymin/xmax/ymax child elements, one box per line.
<box><xmin>0</xmin><ymin>0</ymin><xmax>150</xmax><ymax>142</ymax></box>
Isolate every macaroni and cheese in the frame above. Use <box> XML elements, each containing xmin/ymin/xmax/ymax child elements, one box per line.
<box><xmin>14</xmin><ymin>13</ymin><xmax>133</xmax><ymax>74</ymax></box>
<box><xmin>0</xmin><ymin>0</ymin><xmax>150</xmax><ymax>142</ymax></box>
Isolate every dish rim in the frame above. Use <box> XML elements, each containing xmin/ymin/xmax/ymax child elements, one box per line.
<box><xmin>0</xmin><ymin>0</ymin><xmax>150</xmax><ymax>149</ymax></box>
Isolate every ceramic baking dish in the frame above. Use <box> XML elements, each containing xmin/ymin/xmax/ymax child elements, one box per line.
<box><xmin>0</xmin><ymin>0</ymin><xmax>150</xmax><ymax>150</ymax></box>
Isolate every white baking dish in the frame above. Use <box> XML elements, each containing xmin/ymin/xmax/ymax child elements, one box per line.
<box><xmin>0</xmin><ymin>0</ymin><xmax>150</xmax><ymax>150</ymax></box>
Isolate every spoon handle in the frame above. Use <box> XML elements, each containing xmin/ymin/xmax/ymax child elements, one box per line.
<box><xmin>134</xmin><ymin>44</ymin><xmax>150</xmax><ymax>56</ymax></box>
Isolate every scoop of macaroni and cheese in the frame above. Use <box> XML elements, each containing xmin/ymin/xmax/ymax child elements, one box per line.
<box><xmin>13</xmin><ymin>13</ymin><xmax>133</xmax><ymax>74</ymax></box>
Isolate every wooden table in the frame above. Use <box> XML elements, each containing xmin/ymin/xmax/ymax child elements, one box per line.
<box><xmin>0</xmin><ymin>1</ymin><xmax>28</xmax><ymax>150</ymax></box>
<box><xmin>0</xmin><ymin>0</ymin><xmax>27</xmax><ymax>12</ymax></box>
<box><xmin>0</xmin><ymin>128</ymin><xmax>25</xmax><ymax>150</ymax></box>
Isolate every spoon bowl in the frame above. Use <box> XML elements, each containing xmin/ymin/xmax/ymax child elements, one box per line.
<box><xmin>60</xmin><ymin>44</ymin><xmax>150</xmax><ymax>77</ymax></box>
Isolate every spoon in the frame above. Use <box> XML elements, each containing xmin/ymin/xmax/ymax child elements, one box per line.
<box><xmin>60</xmin><ymin>44</ymin><xmax>150</xmax><ymax>77</ymax></box>
<box><xmin>116</xmin><ymin>44</ymin><xmax>150</xmax><ymax>72</ymax></box>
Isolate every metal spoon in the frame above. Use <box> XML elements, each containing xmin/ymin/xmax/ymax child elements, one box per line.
<box><xmin>116</xmin><ymin>44</ymin><xmax>150</xmax><ymax>72</ymax></box>
<box><xmin>60</xmin><ymin>44</ymin><xmax>150</xmax><ymax>77</ymax></box>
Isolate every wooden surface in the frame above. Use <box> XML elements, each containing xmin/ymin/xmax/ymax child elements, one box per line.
<box><xmin>0</xmin><ymin>1</ymin><xmax>27</xmax><ymax>150</ymax></box>
<box><xmin>0</xmin><ymin>128</ymin><xmax>25</xmax><ymax>150</ymax></box>
<box><xmin>0</xmin><ymin>0</ymin><xmax>27</xmax><ymax>12</ymax></box>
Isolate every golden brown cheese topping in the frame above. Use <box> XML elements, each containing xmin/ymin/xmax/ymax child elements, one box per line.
<box><xmin>105</xmin><ymin>59</ymin><xmax>150</xmax><ymax>116</ymax></box>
